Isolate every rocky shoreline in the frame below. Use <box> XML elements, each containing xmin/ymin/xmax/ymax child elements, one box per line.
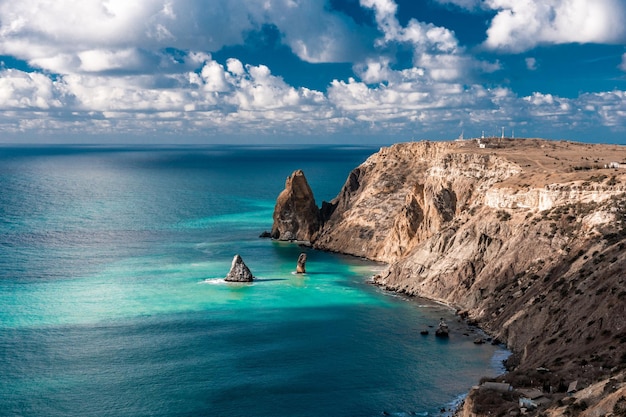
<box><xmin>270</xmin><ymin>138</ymin><xmax>626</xmax><ymax>416</ymax></box>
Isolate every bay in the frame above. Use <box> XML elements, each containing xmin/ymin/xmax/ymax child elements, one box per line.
<box><xmin>0</xmin><ymin>145</ymin><xmax>506</xmax><ymax>416</ymax></box>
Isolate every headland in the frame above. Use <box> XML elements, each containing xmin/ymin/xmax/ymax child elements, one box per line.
<box><xmin>271</xmin><ymin>138</ymin><xmax>626</xmax><ymax>416</ymax></box>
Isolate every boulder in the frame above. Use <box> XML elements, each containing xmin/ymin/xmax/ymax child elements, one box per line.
<box><xmin>271</xmin><ymin>170</ymin><xmax>321</xmax><ymax>242</ymax></box>
<box><xmin>296</xmin><ymin>252</ymin><xmax>307</xmax><ymax>274</ymax></box>
<box><xmin>435</xmin><ymin>318</ymin><xmax>449</xmax><ymax>338</ymax></box>
<box><xmin>225</xmin><ymin>254</ymin><xmax>254</xmax><ymax>282</ymax></box>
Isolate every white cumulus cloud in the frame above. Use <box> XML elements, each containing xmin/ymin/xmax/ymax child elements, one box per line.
<box><xmin>0</xmin><ymin>69</ymin><xmax>68</xmax><ymax>109</ymax></box>
<box><xmin>0</xmin><ymin>0</ymin><xmax>371</xmax><ymax>76</ymax></box>
<box><xmin>358</xmin><ymin>0</ymin><xmax>498</xmax><ymax>84</ymax></box>
<box><xmin>482</xmin><ymin>0</ymin><xmax>626</xmax><ymax>52</ymax></box>
<box><xmin>0</xmin><ymin>0</ymin><xmax>624</xmax><ymax>141</ymax></box>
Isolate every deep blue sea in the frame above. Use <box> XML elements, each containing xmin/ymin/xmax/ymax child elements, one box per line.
<box><xmin>0</xmin><ymin>145</ymin><xmax>507</xmax><ymax>417</ymax></box>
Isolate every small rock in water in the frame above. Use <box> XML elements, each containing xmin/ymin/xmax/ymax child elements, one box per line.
<box><xmin>225</xmin><ymin>254</ymin><xmax>254</xmax><ymax>282</ymax></box>
<box><xmin>296</xmin><ymin>252</ymin><xmax>307</xmax><ymax>274</ymax></box>
<box><xmin>435</xmin><ymin>318</ymin><xmax>449</xmax><ymax>338</ymax></box>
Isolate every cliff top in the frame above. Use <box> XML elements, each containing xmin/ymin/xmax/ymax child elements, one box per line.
<box><xmin>409</xmin><ymin>138</ymin><xmax>626</xmax><ymax>188</ymax></box>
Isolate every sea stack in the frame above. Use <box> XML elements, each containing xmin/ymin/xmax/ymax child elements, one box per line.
<box><xmin>271</xmin><ymin>170</ymin><xmax>321</xmax><ymax>242</ymax></box>
<box><xmin>296</xmin><ymin>252</ymin><xmax>307</xmax><ymax>274</ymax></box>
<box><xmin>224</xmin><ymin>254</ymin><xmax>254</xmax><ymax>282</ymax></box>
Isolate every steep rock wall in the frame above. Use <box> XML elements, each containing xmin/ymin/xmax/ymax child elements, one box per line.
<box><xmin>374</xmin><ymin>201</ymin><xmax>626</xmax><ymax>375</ymax></box>
<box><xmin>313</xmin><ymin>142</ymin><xmax>521</xmax><ymax>262</ymax></box>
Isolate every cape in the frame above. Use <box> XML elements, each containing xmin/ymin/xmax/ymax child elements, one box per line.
<box><xmin>271</xmin><ymin>138</ymin><xmax>626</xmax><ymax>416</ymax></box>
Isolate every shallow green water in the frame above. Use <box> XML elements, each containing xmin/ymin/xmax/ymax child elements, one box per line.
<box><xmin>0</xmin><ymin>145</ymin><xmax>506</xmax><ymax>416</ymax></box>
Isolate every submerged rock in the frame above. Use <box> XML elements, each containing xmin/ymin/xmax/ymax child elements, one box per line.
<box><xmin>225</xmin><ymin>254</ymin><xmax>254</xmax><ymax>282</ymax></box>
<box><xmin>296</xmin><ymin>252</ymin><xmax>307</xmax><ymax>274</ymax></box>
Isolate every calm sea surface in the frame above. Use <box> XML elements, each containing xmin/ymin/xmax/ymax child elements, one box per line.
<box><xmin>0</xmin><ymin>145</ymin><xmax>507</xmax><ymax>417</ymax></box>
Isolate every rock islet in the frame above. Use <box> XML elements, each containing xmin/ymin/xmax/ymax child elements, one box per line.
<box><xmin>224</xmin><ymin>254</ymin><xmax>254</xmax><ymax>282</ymax></box>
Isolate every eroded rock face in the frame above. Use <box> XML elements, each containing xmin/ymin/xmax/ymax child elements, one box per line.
<box><xmin>313</xmin><ymin>142</ymin><xmax>520</xmax><ymax>261</ymax></box>
<box><xmin>271</xmin><ymin>170</ymin><xmax>321</xmax><ymax>242</ymax></box>
<box><xmin>225</xmin><ymin>254</ymin><xmax>254</xmax><ymax>282</ymax></box>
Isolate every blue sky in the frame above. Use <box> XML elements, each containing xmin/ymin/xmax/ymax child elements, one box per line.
<box><xmin>0</xmin><ymin>0</ymin><xmax>625</xmax><ymax>144</ymax></box>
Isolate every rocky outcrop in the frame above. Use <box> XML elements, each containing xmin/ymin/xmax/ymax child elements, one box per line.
<box><xmin>271</xmin><ymin>170</ymin><xmax>321</xmax><ymax>242</ymax></box>
<box><xmin>275</xmin><ymin>138</ymin><xmax>626</xmax><ymax>416</ymax></box>
<box><xmin>545</xmin><ymin>373</ymin><xmax>626</xmax><ymax>417</ymax></box>
<box><xmin>296</xmin><ymin>252</ymin><xmax>307</xmax><ymax>274</ymax></box>
<box><xmin>225</xmin><ymin>254</ymin><xmax>254</xmax><ymax>282</ymax></box>
<box><xmin>456</xmin><ymin>372</ymin><xmax>626</xmax><ymax>417</ymax></box>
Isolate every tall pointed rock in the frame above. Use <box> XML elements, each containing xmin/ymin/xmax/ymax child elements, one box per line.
<box><xmin>225</xmin><ymin>254</ymin><xmax>254</xmax><ymax>282</ymax></box>
<box><xmin>271</xmin><ymin>170</ymin><xmax>321</xmax><ymax>243</ymax></box>
<box><xmin>296</xmin><ymin>252</ymin><xmax>307</xmax><ymax>274</ymax></box>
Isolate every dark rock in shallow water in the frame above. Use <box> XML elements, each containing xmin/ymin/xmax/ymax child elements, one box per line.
<box><xmin>296</xmin><ymin>252</ymin><xmax>307</xmax><ymax>274</ymax></box>
<box><xmin>435</xmin><ymin>328</ymin><xmax>449</xmax><ymax>338</ymax></box>
<box><xmin>259</xmin><ymin>231</ymin><xmax>272</xmax><ymax>238</ymax></box>
<box><xmin>225</xmin><ymin>254</ymin><xmax>254</xmax><ymax>282</ymax></box>
<box><xmin>435</xmin><ymin>319</ymin><xmax>449</xmax><ymax>338</ymax></box>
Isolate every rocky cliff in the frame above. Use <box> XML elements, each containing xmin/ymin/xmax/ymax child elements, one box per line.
<box><xmin>272</xmin><ymin>138</ymin><xmax>626</xmax><ymax>416</ymax></box>
<box><xmin>313</xmin><ymin>141</ymin><xmax>522</xmax><ymax>261</ymax></box>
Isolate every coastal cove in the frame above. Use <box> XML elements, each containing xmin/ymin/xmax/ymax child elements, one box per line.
<box><xmin>0</xmin><ymin>145</ymin><xmax>508</xmax><ymax>417</ymax></box>
<box><xmin>270</xmin><ymin>139</ymin><xmax>626</xmax><ymax>416</ymax></box>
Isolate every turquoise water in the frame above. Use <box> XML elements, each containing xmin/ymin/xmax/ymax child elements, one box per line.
<box><xmin>0</xmin><ymin>146</ymin><xmax>506</xmax><ymax>416</ymax></box>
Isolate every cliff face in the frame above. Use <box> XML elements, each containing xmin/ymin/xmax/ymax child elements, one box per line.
<box><xmin>317</xmin><ymin>140</ymin><xmax>626</xmax><ymax>379</ymax></box>
<box><xmin>273</xmin><ymin>138</ymin><xmax>626</xmax><ymax>415</ymax></box>
<box><xmin>376</xmin><ymin>200</ymin><xmax>626</xmax><ymax>373</ymax></box>
<box><xmin>314</xmin><ymin>142</ymin><xmax>522</xmax><ymax>262</ymax></box>
<box><xmin>353</xmin><ymin>142</ymin><xmax>626</xmax><ymax>383</ymax></box>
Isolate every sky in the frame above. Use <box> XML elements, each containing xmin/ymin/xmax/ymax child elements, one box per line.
<box><xmin>0</xmin><ymin>0</ymin><xmax>625</xmax><ymax>144</ymax></box>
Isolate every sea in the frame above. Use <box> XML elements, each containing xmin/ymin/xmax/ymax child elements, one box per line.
<box><xmin>0</xmin><ymin>145</ymin><xmax>508</xmax><ymax>417</ymax></box>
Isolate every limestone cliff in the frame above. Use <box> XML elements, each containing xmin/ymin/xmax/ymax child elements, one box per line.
<box><xmin>357</xmin><ymin>140</ymin><xmax>626</xmax><ymax>387</ymax></box>
<box><xmin>275</xmin><ymin>138</ymin><xmax>626</xmax><ymax>416</ymax></box>
<box><xmin>313</xmin><ymin>141</ymin><xmax>522</xmax><ymax>261</ymax></box>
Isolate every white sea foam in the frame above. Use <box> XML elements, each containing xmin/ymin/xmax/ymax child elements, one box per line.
<box><xmin>440</xmin><ymin>393</ymin><xmax>467</xmax><ymax>417</ymax></box>
<box><xmin>201</xmin><ymin>278</ymin><xmax>226</xmax><ymax>285</ymax></box>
